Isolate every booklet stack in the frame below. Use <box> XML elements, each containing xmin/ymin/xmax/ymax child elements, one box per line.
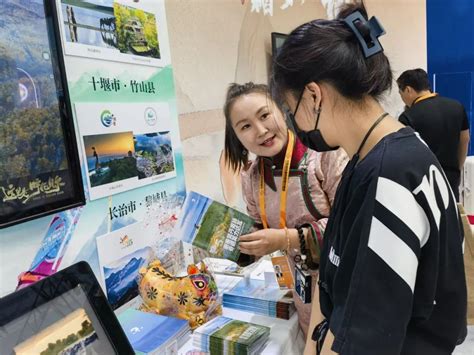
<box><xmin>222</xmin><ymin>278</ymin><xmax>295</xmax><ymax>320</ymax></box>
<box><xmin>193</xmin><ymin>316</ymin><xmax>270</xmax><ymax>355</ymax></box>
<box><xmin>118</xmin><ymin>308</ymin><xmax>190</xmax><ymax>355</ymax></box>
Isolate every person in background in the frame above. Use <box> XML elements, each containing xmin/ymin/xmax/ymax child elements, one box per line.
<box><xmin>397</xmin><ymin>68</ymin><xmax>470</xmax><ymax>201</ymax></box>
<box><xmin>271</xmin><ymin>2</ymin><xmax>467</xmax><ymax>354</ymax></box>
<box><xmin>223</xmin><ymin>82</ymin><xmax>348</xmax><ymax>339</ymax></box>
<box><xmin>92</xmin><ymin>146</ymin><xmax>99</xmax><ymax>171</ymax></box>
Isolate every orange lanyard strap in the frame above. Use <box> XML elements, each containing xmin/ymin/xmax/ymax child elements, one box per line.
<box><xmin>259</xmin><ymin>130</ymin><xmax>295</xmax><ymax>229</ymax></box>
<box><xmin>413</xmin><ymin>92</ymin><xmax>437</xmax><ymax>105</ymax></box>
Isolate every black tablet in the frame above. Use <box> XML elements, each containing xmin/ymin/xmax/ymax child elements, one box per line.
<box><xmin>0</xmin><ymin>0</ymin><xmax>85</xmax><ymax>228</ymax></box>
<box><xmin>0</xmin><ymin>261</ymin><xmax>133</xmax><ymax>355</ymax></box>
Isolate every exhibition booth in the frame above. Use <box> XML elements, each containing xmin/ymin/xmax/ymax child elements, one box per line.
<box><xmin>0</xmin><ymin>0</ymin><xmax>472</xmax><ymax>354</ymax></box>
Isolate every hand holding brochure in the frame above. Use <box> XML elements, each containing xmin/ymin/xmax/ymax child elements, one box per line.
<box><xmin>176</xmin><ymin>191</ymin><xmax>255</xmax><ymax>261</ymax></box>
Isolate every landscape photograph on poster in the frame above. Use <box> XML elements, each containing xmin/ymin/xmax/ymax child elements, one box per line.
<box><xmin>102</xmin><ymin>246</ymin><xmax>154</xmax><ymax>309</ymax></box>
<box><xmin>134</xmin><ymin>131</ymin><xmax>174</xmax><ymax>180</ymax></box>
<box><xmin>60</xmin><ymin>0</ymin><xmax>117</xmax><ymax>49</ymax></box>
<box><xmin>114</xmin><ymin>2</ymin><xmax>160</xmax><ymax>59</ymax></box>
<box><xmin>83</xmin><ymin>132</ymin><xmax>137</xmax><ymax>188</ymax></box>
<box><xmin>75</xmin><ymin>102</ymin><xmax>177</xmax><ymax>200</ymax></box>
<box><xmin>57</xmin><ymin>0</ymin><xmax>167</xmax><ymax>66</ymax></box>
<box><xmin>14</xmin><ymin>308</ymin><xmax>98</xmax><ymax>355</ymax></box>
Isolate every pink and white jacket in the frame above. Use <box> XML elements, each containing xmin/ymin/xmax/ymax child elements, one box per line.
<box><xmin>241</xmin><ymin>137</ymin><xmax>348</xmax><ymax>336</ymax></box>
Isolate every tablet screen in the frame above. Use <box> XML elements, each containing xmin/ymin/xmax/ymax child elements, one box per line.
<box><xmin>0</xmin><ymin>285</ymin><xmax>116</xmax><ymax>355</ymax></box>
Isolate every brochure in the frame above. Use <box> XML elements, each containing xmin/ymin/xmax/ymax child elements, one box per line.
<box><xmin>175</xmin><ymin>191</ymin><xmax>254</xmax><ymax>261</ymax></box>
<box><xmin>118</xmin><ymin>308</ymin><xmax>190</xmax><ymax>355</ymax></box>
<box><xmin>96</xmin><ymin>222</ymin><xmax>154</xmax><ymax>309</ymax></box>
<box><xmin>193</xmin><ymin>316</ymin><xmax>270</xmax><ymax>355</ymax></box>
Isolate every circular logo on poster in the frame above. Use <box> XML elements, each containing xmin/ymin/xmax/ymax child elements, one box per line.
<box><xmin>144</xmin><ymin>107</ymin><xmax>157</xmax><ymax>126</ymax></box>
<box><xmin>100</xmin><ymin>110</ymin><xmax>116</xmax><ymax>127</ymax></box>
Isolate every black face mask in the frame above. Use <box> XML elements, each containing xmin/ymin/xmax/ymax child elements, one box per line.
<box><xmin>290</xmin><ymin>92</ymin><xmax>339</xmax><ymax>152</ymax></box>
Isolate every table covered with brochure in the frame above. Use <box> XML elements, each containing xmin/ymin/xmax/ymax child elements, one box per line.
<box><xmin>179</xmin><ymin>267</ymin><xmax>305</xmax><ymax>354</ymax></box>
<box><xmin>111</xmin><ymin>190</ymin><xmax>307</xmax><ymax>354</ymax></box>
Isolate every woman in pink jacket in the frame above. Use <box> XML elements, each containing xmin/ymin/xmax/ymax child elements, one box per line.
<box><xmin>223</xmin><ymin>82</ymin><xmax>348</xmax><ymax>337</ymax></box>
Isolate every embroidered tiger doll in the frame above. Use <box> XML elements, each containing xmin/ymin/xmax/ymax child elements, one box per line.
<box><xmin>138</xmin><ymin>260</ymin><xmax>222</xmax><ymax>329</ymax></box>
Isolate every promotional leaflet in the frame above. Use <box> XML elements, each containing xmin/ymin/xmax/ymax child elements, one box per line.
<box><xmin>175</xmin><ymin>191</ymin><xmax>255</xmax><ymax>262</ymax></box>
<box><xmin>96</xmin><ymin>221</ymin><xmax>154</xmax><ymax>309</ymax></box>
<box><xmin>193</xmin><ymin>316</ymin><xmax>270</xmax><ymax>355</ymax></box>
<box><xmin>118</xmin><ymin>308</ymin><xmax>190</xmax><ymax>355</ymax></box>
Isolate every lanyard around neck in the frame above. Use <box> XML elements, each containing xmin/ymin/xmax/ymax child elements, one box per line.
<box><xmin>259</xmin><ymin>130</ymin><xmax>295</xmax><ymax>229</ymax></box>
<box><xmin>354</xmin><ymin>112</ymin><xmax>388</xmax><ymax>159</ymax></box>
<box><xmin>413</xmin><ymin>92</ymin><xmax>437</xmax><ymax>105</ymax></box>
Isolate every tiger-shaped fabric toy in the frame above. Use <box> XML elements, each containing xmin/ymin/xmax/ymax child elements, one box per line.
<box><xmin>138</xmin><ymin>260</ymin><xmax>222</xmax><ymax>329</ymax></box>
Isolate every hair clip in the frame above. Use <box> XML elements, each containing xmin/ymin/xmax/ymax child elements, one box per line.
<box><xmin>343</xmin><ymin>11</ymin><xmax>385</xmax><ymax>58</ymax></box>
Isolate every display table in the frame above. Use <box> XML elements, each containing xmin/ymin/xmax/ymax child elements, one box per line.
<box><xmin>178</xmin><ymin>273</ymin><xmax>305</xmax><ymax>355</ymax></box>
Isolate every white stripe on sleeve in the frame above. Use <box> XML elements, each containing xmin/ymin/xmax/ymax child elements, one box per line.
<box><xmin>376</xmin><ymin>177</ymin><xmax>430</xmax><ymax>247</ymax></box>
<box><xmin>368</xmin><ymin>217</ymin><xmax>419</xmax><ymax>293</ymax></box>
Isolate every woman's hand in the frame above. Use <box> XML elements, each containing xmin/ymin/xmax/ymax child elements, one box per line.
<box><xmin>239</xmin><ymin>228</ymin><xmax>286</xmax><ymax>256</ymax></box>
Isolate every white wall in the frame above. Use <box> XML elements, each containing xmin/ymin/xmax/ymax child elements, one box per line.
<box><xmin>164</xmin><ymin>0</ymin><xmax>427</xmax><ymax>203</ymax></box>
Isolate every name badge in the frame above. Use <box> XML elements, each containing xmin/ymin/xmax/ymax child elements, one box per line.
<box><xmin>295</xmin><ymin>263</ymin><xmax>312</xmax><ymax>303</ymax></box>
<box><xmin>271</xmin><ymin>255</ymin><xmax>294</xmax><ymax>289</ymax></box>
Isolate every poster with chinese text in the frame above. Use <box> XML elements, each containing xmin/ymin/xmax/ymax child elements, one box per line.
<box><xmin>0</xmin><ymin>0</ymin><xmax>186</xmax><ymax>298</ymax></box>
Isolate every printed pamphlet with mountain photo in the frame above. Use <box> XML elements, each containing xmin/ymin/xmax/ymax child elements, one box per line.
<box><xmin>96</xmin><ymin>222</ymin><xmax>154</xmax><ymax>310</ymax></box>
<box><xmin>175</xmin><ymin>191</ymin><xmax>255</xmax><ymax>262</ymax></box>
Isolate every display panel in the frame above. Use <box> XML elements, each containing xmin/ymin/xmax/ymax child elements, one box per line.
<box><xmin>271</xmin><ymin>32</ymin><xmax>288</xmax><ymax>57</ymax></box>
<box><xmin>0</xmin><ymin>0</ymin><xmax>84</xmax><ymax>228</ymax></box>
<box><xmin>0</xmin><ymin>261</ymin><xmax>133</xmax><ymax>355</ymax></box>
